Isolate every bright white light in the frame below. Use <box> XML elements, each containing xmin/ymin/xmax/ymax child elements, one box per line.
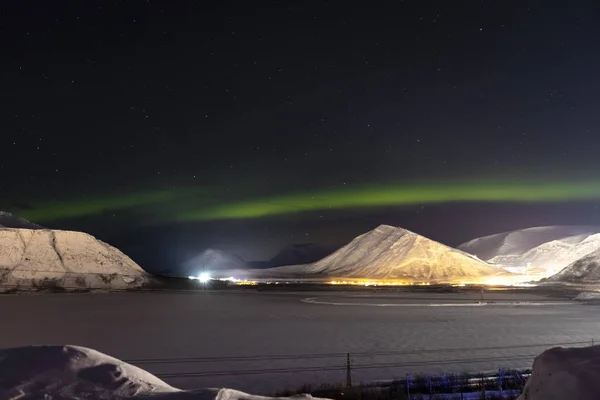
<box><xmin>197</xmin><ymin>272</ymin><xmax>212</xmax><ymax>283</ymax></box>
<box><xmin>218</xmin><ymin>276</ymin><xmax>240</xmax><ymax>282</ymax></box>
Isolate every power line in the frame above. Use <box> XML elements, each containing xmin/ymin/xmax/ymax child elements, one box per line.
<box><xmin>125</xmin><ymin>339</ymin><xmax>591</xmax><ymax>365</ymax></box>
<box><xmin>153</xmin><ymin>353</ymin><xmax>539</xmax><ymax>379</ymax></box>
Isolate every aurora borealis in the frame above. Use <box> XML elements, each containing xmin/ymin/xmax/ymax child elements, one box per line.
<box><xmin>12</xmin><ymin>180</ymin><xmax>600</xmax><ymax>224</ymax></box>
<box><xmin>4</xmin><ymin>2</ymin><xmax>600</xmax><ymax>267</ymax></box>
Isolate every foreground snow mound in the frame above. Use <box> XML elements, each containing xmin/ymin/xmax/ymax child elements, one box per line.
<box><xmin>257</xmin><ymin>225</ymin><xmax>508</xmax><ymax>282</ymax></box>
<box><xmin>0</xmin><ymin>345</ymin><xmax>328</xmax><ymax>400</ymax></box>
<box><xmin>0</xmin><ymin>228</ymin><xmax>149</xmax><ymax>290</ymax></box>
<box><xmin>574</xmin><ymin>292</ymin><xmax>600</xmax><ymax>301</ymax></box>
<box><xmin>517</xmin><ymin>345</ymin><xmax>600</xmax><ymax>400</ymax></box>
<box><xmin>459</xmin><ymin>226</ymin><xmax>600</xmax><ymax>277</ymax></box>
<box><xmin>0</xmin><ymin>211</ymin><xmax>42</xmax><ymax>229</ymax></box>
<box><xmin>547</xmin><ymin>247</ymin><xmax>600</xmax><ymax>283</ymax></box>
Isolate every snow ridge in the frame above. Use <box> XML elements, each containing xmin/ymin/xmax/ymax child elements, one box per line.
<box><xmin>547</xmin><ymin>247</ymin><xmax>600</xmax><ymax>282</ymax></box>
<box><xmin>459</xmin><ymin>226</ymin><xmax>600</xmax><ymax>277</ymax></box>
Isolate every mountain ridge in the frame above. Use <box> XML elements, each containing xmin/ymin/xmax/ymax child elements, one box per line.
<box><xmin>459</xmin><ymin>226</ymin><xmax>600</xmax><ymax>277</ymax></box>
<box><xmin>253</xmin><ymin>224</ymin><xmax>508</xmax><ymax>282</ymax></box>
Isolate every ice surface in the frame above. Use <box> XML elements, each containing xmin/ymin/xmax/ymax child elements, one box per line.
<box><xmin>0</xmin><ymin>291</ymin><xmax>593</xmax><ymax>393</ymax></box>
<box><xmin>0</xmin><ymin>228</ymin><xmax>149</xmax><ymax>290</ymax></box>
<box><xmin>517</xmin><ymin>345</ymin><xmax>600</xmax><ymax>400</ymax></box>
<box><xmin>0</xmin><ymin>344</ymin><xmax>327</xmax><ymax>400</ymax></box>
<box><xmin>254</xmin><ymin>225</ymin><xmax>507</xmax><ymax>282</ymax></box>
<box><xmin>459</xmin><ymin>226</ymin><xmax>600</xmax><ymax>278</ymax></box>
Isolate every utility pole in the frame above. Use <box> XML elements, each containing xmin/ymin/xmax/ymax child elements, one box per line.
<box><xmin>346</xmin><ymin>353</ymin><xmax>352</xmax><ymax>387</ymax></box>
<box><xmin>480</xmin><ymin>285</ymin><xmax>484</xmax><ymax>303</ymax></box>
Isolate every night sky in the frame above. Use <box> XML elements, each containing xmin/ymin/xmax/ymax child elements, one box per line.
<box><xmin>3</xmin><ymin>1</ymin><xmax>600</xmax><ymax>271</ymax></box>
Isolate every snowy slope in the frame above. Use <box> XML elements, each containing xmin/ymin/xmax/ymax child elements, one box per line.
<box><xmin>0</xmin><ymin>211</ymin><xmax>42</xmax><ymax>229</ymax></box>
<box><xmin>0</xmin><ymin>228</ymin><xmax>149</xmax><ymax>290</ymax></box>
<box><xmin>489</xmin><ymin>233</ymin><xmax>600</xmax><ymax>276</ymax></box>
<box><xmin>257</xmin><ymin>225</ymin><xmax>508</xmax><ymax>282</ymax></box>
<box><xmin>0</xmin><ymin>344</ymin><xmax>327</xmax><ymax>400</ymax></box>
<box><xmin>459</xmin><ymin>226</ymin><xmax>600</xmax><ymax>277</ymax></box>
<box><xmin>459</xmin><ymin>225</ymin><xmax>600</xmax><ymax>259</ymax></box>
<box><xmin>547</xmin><ymin>247</ymin><xmax>600</xmax><ymax>283</ymax></box>
<box><xmin>517</xmin><ymin>345</ymin><xmax>600</xmax><ymax>400</ymax></box>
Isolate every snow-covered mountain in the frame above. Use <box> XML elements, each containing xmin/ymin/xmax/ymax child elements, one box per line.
<box><xmin>546</xmin><ymin>247</ymin><xmax>600</xmax><ymax>283</ymax></box>
<box><xmin>0</xmin><ymin>211</ymin><xmax>42</xmax><ymax>229</ymax></box>
<box><xmin>0</xmin><ymin>228</ymin><xmax>149</xmax><ymax>290</ymax></box>
<box><xmin>176</xmin><ymin>249</ymin><xmax>247</xmax><ymax>278</ymax></box>
<box><xmin>459</xmin><ymin>226</ymin><xmax>600</xmax><ymax>277</ymax></box>
<box><xmin>250</xmin><ymin>243</ymin><xmax>340</xmax><ymax>268</ymax></box>
<box><xmin>0</xmin><ymin>345</ymin><xmax>326</xmax><ymax>400</ymax></box>
<box><xmin>256</xmin><ymin>225</ymin><xmax>508</xmax><ymax>282</ymax></box>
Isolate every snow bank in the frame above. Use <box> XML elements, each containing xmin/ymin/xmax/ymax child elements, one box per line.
<box><xmin>517</xmin><ymin>345</ymin><xmax>600</xmax><ymax>400</ymax></box>
<box><xmin>0</xmin><ymin>345</ymin><xmax>328</xmax><ymax>400</ymax></box>
<box><xmin>574</xmin><ymin>292</ymin><xmax>600</xmax><ymax>301</ymax></box>
<box><xmin>0</xmin><ymin>228</ymin><xmax>149</xmax><ymax>290</ymax></box>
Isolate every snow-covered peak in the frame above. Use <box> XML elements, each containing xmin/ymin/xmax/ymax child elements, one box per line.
<box><xmin>257</xmin><ymin>224</ymin><xmax>507</xmax><ymax>282</ymax></box>
<box><xmin>0</xmin><ymin>211</ymin><xmax>42</xmax><ymax>229</ymax></box>
<box><xmin>264</xmin><ymin>243</ymin><xmax>340</xmax><ymax>268</ymax></box>
<box><xmin>372</xmin><ymin>224</ymin><xmax>414</xmax><ymax>235</ymax></box>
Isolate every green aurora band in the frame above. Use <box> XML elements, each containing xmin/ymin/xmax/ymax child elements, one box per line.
<box><xmin>14</xmin><ymin>190</ymin><xmax>176</xmax><ymax>223</ymax></box>
<box><xmin>179</xmin><ymin>182</ymin><xmax>600</xmax><ymax>220</ymax></box>
<box><xmin>12</xmin><ymin>181</ymin><xmax>600</xmax><ymax>223</ymax></box>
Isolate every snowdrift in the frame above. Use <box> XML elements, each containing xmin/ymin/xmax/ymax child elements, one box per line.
<box><xmin>0</xmin><ymin>345</ymin><xmax>327</xmax><ymax>400</ymax></box>
<box><xmin>254</xmin><ymin>225</ymin><xmax>509</xmax><ymax>283</ymax></box>
<box><xmin>459</xmin><ymin>226</ymin><xmax>600</xmax><ymax>278</ymax></box>
<box><xmin>517</xmin><ymin>345</ymin><xmax>600</xmax><ymax>400</ymax></box>
<box><xmin>0</xmin><ymin>228</ymin><xmax>149</xmax><ymax>290</ymax></box>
